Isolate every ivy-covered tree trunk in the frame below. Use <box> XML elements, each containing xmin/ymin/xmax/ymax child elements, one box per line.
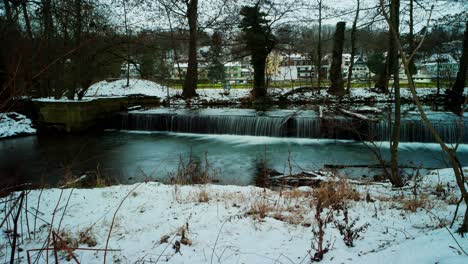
<box><xmin>375</xmin><ymin>56</ymin><xmax>390</xmax><ymax>94</ymax></box>
<box><xmin>252</xmin><ymin>56</ymin><xmax>267</xmax><ymax>98</ymax></box>
<box><xmin>182</xmin><ymin>0</ymin><xmax>198</xmax><ymax>98</ymax></box>
<box><xmin>328</xmin><ymin>22</ymin><xmax>346</xmax><ymax>96</ymax></box>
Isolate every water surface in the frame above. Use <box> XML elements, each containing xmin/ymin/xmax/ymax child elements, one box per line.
<box><xmin>1</xmin><ymin>131</ymin><xmax>466</xmax><ymax>186</ymax></box>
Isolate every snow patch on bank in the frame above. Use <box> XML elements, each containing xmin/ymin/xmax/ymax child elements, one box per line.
<box><xmin>0</xmin><ymin>112</ymin><xmax>36</xmax><ymax>139</ymax></box>
<box><xmin>85</xmin><ymin>79</ymin><xmax>171</xmax><ymax>97</ymax></box>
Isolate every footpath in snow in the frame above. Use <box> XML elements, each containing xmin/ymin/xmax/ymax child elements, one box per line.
<box><xmin>1</xmin><ymin>167</ymin><xmax>467</xmax><ymax>263</ymax></box>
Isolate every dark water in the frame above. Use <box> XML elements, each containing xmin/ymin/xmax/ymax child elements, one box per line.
<box><xmin>1</xmin><ymin>131</ymin><xmax>467</xmax><ymax>187</ymax></box>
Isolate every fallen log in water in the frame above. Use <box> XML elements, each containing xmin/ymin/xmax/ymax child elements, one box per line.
<box><xmin>324</xmin><ymin>164</ymin><xmax>438</xmax><ymax>170</ymax></box>
<box><xmin>269</xmin><ymin>170</ymin><xmax>334</xmax><ymax>187</ymax></box>
<box><xmin>339</xmin><ymin>108</ymin><xmax>379</xmax><ymax>122</ymax></box>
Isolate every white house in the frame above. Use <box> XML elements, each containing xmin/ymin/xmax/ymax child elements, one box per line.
<box><xmin>120</xmin><ymin>62</ymin><xmax>141</xmax><ymax>78</ymax></box>
<box><xmin>417</xmin><ymin>53</ymin><xmax>459</xmax><ymax>79</ymax></box>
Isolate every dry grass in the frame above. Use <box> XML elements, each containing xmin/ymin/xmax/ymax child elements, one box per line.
<box><xmin>59</xmin><ymin>166</ymin><xmax>113</xmax><ymax>189</ymax></box>
<box><xmin>56</xmin><ymin>228</ymin><xmax>98</xmax><ymax>249</ymax></box>
<box><xmin>198</xmin><ymin>190</ymin><xmax>209</xmax><ymax>203</ymax></box>
<box><xmin>402</xmin><ymin>198</ymin><xmax>428</xmax><ymax>212</ymax></box>
<box><xmin>245</xmin><ymin>189</ymin><xmax>311</xmax><ymax>225</ymax></box>
<box><xmin>78</xmin><ymin>229</ymin><xmax>97</xmax><ymax>247</ymax></box>
<box><xmin>57</xmin><ymin>230</ymin><xmax>79</xmax><ymax>249</ymax></box>
<box><xmin>447</xmin><ymin>195</ymin><xmax>460</xmax><ymax>205</ymax></box>
<box><xmin>282</xmin><ymin>188</ymin><xmax>309</xmax><ymax>199</ymax></box>
<box><xmin>313</xmin><ymin>179</ymin><xmax>361</xmax><ymax>209</ymax></box>
<box><xmin>247</xmin><ymin>200</ymin><xmax>275</xmax><ymax>219</ymax></box>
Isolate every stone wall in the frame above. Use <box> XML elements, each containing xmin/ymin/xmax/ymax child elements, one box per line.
<box><xmin>35</xmin><ymin>96</ymin><xmax>160</xmax><ymax>132</ymax></box>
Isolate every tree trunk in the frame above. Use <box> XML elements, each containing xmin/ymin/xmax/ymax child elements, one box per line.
<box><xmin>328</xmin><ymin>22</ymin><xmax>346</xmax><ymax>96</ymax></box>
<box><xmin>21</xmin><ymin>3</ymin><xmax>33</xmax><ymax>40</ymax></box>
<box><xmin>252</xmin><ymin>56</ymin><xmax>267</xmax><ymax>98</ymax></box>
<box><xmin>3</xmin><ymin>0</ymin><xmax>12</xmax><ymax>23</ymax></box>
<box><xmin>123</xmin><ymin>0</ymin><xmax>130</xmax><ymax>88</ymax></box>
<box><xmin>346</xmin><ymin>0</ymin><xmax>360</xmax><ymax>93</ymax></box>
<box><xmin>450</xmin><ymin>21</ymin><xmax>468</xmax><ymax>101</ymax></box>
<box><xmin>382</xmin><ymin>0</ymin><xmax>468</xmax><ymax>232</ymax></box>
<box><xmin>316</xmin><ymin>0</ymin><xmax>322</xmax><ymax>93</ymax></box>
<box><xmin>374</xmin><ymin>55</ymin><xmax>390</xmax><ymax>93</ymax></box>
<box><xmin>41</xmin><ymin>0</ymin><xmax>54</xmax><ymax>98</ymax></box>
<box><xmin>389</xmin><ymin>0</ymin><xmax>403</xmax><ymax>187</ymax></box>
<box><xmin>437</xmin><ymin>57</ymin><xmax>440</xmax><ymax>95</ymax></box>
<box><xmin>21</xmin><ymin>2</ymin><xmax>33</xmax><ymax>95</ymax></box>
<box><xmin>68</xmin><ymin>0</ymin><xmax>83</xmax><ymax>100</ymax></box>
<box><xmin>182</xmin><ymin>0</ymin><xmax>198</xmax><ymax>98</ymax></box>
<box><xmin>407</xmin><ymin>0</ymin><xmax>417</xmax><ymax>76</ymax></box>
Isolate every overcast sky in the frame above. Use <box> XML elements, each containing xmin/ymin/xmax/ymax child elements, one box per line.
<box><xmin>101</xmin><ymin>0</ymin><xmax>467</xmax><ymax>33</ymax></box>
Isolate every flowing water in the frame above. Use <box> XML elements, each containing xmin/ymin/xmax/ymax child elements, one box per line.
<box><xmin>115</xmin><ymin>108</ymin><xmax>468</xmax><ymax>143</ymax></box>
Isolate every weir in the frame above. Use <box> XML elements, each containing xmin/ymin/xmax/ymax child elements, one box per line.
<box><xmin>114</xmin><ymin>108</ymin><xmax>468</xmax><ymax>143</ymax></box>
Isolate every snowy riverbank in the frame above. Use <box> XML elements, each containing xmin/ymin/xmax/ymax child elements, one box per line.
<box><xmin>1</xmin><ymin>167</ymin><xmax>467</xmax><ymax>263</ymax></box>
<box><xmin>0</xmin><ymin>112</ymin><xmax>36</xmax><ymax>139</ymax></box>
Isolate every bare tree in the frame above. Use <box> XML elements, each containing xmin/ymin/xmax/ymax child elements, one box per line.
<box><xmin>346</xmin><ymin>0</ymin><xmax>360</xmax><ymax>94</ymax></box>
<box><xmin>328</xmin><ymin>21</ymin><xmax>346</xmax><ymax>96</ymax></box>
<box><xmin>182</xmin><ymin>0</ymin><xmax>198</xmax><ymax>98</ymax></box>
<box><xmin>377</xmin><ymin>0</ymin><xmax>404</xmax><ymax>187</ymax></box>
<box><xmin>449</xmin><ymin>21</ymin><xmax>468</xmax><ymax>103</ymax></box>
<box><xmin>123</xmin><ymin>0</ymin><xmax>131</xmax><ymax>87</ymax></box>
<box><xmin>316</xmin><ymin>0</ymin><xmax>323</xmax><ymax>93</ymax></box>
<box><xmin>381</xmin><ymin>0</ymin><xmax>468</xmax><ymax>234</ymax></box>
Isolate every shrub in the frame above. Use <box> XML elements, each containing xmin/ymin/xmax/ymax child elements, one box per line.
<box><xmin>333</xmin><ymin>207</ymin><xmax>369</xmax><ymax>247</ymax></box>
<box><xmin>169</xmin><ymin>152</ymin><xmax>217</xmax><ymax>185</ymax></box>
<box><xmin>310</xmin><ymin>201</ymin><xmax>333</xmax><ymax>262</ymax></box>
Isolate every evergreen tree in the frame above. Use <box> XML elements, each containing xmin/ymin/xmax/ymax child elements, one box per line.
<box><xmin>240</xmin><ymin>2</ymin><xmax>276</xmax><ymax>99</ymax></box>
<box><xmin>140</xmin><ymin>54</ymin><xmax>155</xmax><ymax>79</ymax></box>
<box><xmin>206</xmin><ymin>32</ymin><xmax>226</xmax><ymax>83</ymax></box>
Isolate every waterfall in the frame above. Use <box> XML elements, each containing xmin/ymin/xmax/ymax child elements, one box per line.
<box><xmin>115</xmin><ymin>110</ymin><xmax>468</xmax><ymax>143</ymax></box>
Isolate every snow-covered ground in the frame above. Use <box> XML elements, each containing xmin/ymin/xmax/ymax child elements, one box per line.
<box><xmin>85</xmin><ymin>79</ymin><xmax>169</xmax><ymax>98</ymax></box>
<box><xmin>1</xmin><ymin>168</ymin><xmax>467</xmax><ymax>263</ymax></box>
<box><xmin>0</xmin><ymin>112</ymin><xmax>36</xmax><ymax>139</ymax></box>
<box><xmin>81</xmin><ymin>78</ymin><xmax>468</xmax><ymax>105</ymax></box>
<box><xmin>29</xmin><ymin>78</ymin><xmax>468</xmax><ymax>105</ymax></box>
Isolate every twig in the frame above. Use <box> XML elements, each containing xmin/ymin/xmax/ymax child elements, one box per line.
<box><xmin>9</xmin><ymin>191</ymin><xmax>25</xmax><ymax>264</ymax></box>
<box><xmin>46</xmin><ymin>189</ymin><xmax>65</xmax><ymax>264</ymax></box>
<box><xmin>103</xmin><ymin>183</ymin><xmax>143</xmax><ymax>263</ymax></box>
<box><xmin>154</xmin><ymin>234</ymin><xmax>178</xmax><ymax>263</ymax></box>
<box><xmin>211</xmin><ymin>218</ymin><xmax>229</xmax><ymax>264</ymax></box>
<box><xmin>57</xmin><ymin>189</ymin><xmax>75</xmax><ymax>232</ymax></box>
<box><xmin>33</xmin><ymin>188</ymin><xmax>44</xmax><ymax>240</ymax></box>
<box><xmin>450</xmin><ymin>195</ymin><xmax>464</xmax><ymax>228</ymax></box>
<box><xmin>422</xmin><ymin>208</ymin><xmax>468</xmax><ymax>256</ymax></box>
<box><xmin>52</xmin><ymin>231</ymin><xmax>81</xmax><ymax>263</ymax></box>
<box><xmin>0</xmin><ymin>193</ymin><xmax>25</xmax><ymax>229</ymax></box>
